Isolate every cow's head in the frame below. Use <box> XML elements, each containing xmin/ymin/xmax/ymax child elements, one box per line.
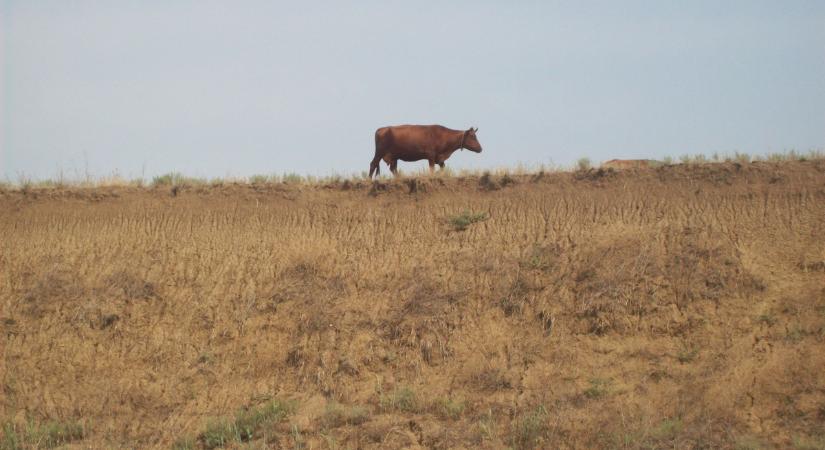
<box><xmin>464</xmin><ymin>127</ymin><xmax>482</xmax><ymax>153</ymax></box>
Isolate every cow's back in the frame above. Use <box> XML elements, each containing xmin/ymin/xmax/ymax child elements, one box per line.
<box><xmin>377</xmin><ymin>125</ymin><xmax>444</xmax><ymax>150</ymax></box>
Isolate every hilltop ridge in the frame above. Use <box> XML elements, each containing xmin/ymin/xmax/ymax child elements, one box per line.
<box><xmin>2</xmin><ymin>160</ymin><xmax>825</xmax><ymax>449</ymax></box>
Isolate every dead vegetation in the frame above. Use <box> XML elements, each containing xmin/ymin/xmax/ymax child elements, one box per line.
<box><xmin>2</xmin><ymin>160</ymin><xmax>825</xmax><ymax>449</ymax></box>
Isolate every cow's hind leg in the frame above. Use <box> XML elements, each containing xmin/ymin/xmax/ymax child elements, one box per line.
<box><xmin>390</xmin><ymin>159</ymin><xmax>399</xmax><ymax>176</ymax></box>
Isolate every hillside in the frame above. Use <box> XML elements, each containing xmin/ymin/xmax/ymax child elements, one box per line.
<box><xmin>2</xmin><ymin>161</ymin><xmax>825</xmax><ymax>449</ymax></box>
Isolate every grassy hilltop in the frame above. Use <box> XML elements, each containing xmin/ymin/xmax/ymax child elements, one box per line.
<box><xmin>2</xmin><ymin>160</ymin><xmax>825</xmax><ymax>449</ymax></box>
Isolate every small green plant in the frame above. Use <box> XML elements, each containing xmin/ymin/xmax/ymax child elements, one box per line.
<box><xmin>2</xmin><ymin>422</ymin><xmax>19</xmax><ymax>450</ymax></box>
<box><xmin>151</xmin><ymin>172</ymin><xmax>183</xmax><ymax>186</ymax></box>
<box><xmin>291</xmin><ymin>424</ymin><xmax>305</xmax><ymax>450</ymax></box>
<box><xmin>786</xmin><ymin>325</ymin><xmax>806</xmax><ymax>343</ymax></box>
<box><xmin>151</xmin><ymin>172</ymin><xmax>206</xmax><ymax>187</ymax></box>
<box><xmin>476</xmin><ymin>409</ymin><xmax>498</xmax><ymax>442</ymax></box>
<box><xmin>677</xmin><ymin>345</ymin><xmax>699</xmax><ymax>363</ymax></box>
<box><xmin>509</xmin><ymin>405</ymin><xmax>549</xmax><ymax>450</ymax></box>
<box><xmin>433</xmin><ymin>397</ymin><xmax>466</xmax><ymax>420</ymax></box>
<box><xmin>757</xmin><ymin>313</ymin><xmax>777</xmax><ymax>326</ymax></box>
<box><xmin>522</xmin><ymin>244</ymin><xmax>559</xmax><ymax>271</ymax></box>
<box><xmin>321</xmin><ymin>402</ymin><xmax>370</xmax><ymax>428</ymax></box>
<box><xmin>652</xmin><ymin>418</ymin><xmax>683</xmax><ymax>438</ymax></box>
<box><xmin>379</xmin><ymin>386</ymin><xmax>418</xmax><ymax>413</ymax></box>
<box><xmin>202</xmin><ymin>418</ymin><xmax>235</xmax><ymax>449</ymax></box>
<box><xmin>33</xmin><ymin>419</ymin><xmax>85</xmax><ymax>448</ymax></box>
<box><xmin>200</xmin><ymin>399</ymin><xmax>294</xmax><ymax>449</ymax></box>
<box><xmin>281</xmin><ymin>173</ymin><xmax>304</xmax><ymax>184</ymax></box>
<box><xmin>583</xmin><ymin>378</ymin><xmax>612</xmax><ymax>399</ymax></box>
<box><xmin>734</xmin><ymin>152</ymin><xmax>751</xmax><ymax>164</ymax></box>
<box><xmin>576</xmin><ymin>157</ymin><xmax>591</xmax><ymax>171</ymax></box>
<box><xmin>248</xmin><ymin>174</ymin><xmax>271</xmax><ymax>184</ymax></box>
<box><xmin>448</xmin><ymin>210</ymin><xmax>488</xmax><ymax>231</ymax></box>
<box><xmin>662</xmin><ymin>156</ymin><xmax>673</xmax><ymax>165</ymax></box>
<box><xmin>320</xmin><ymin>432</ymin><xmax>339</xmax><ymax>450</ymax></box>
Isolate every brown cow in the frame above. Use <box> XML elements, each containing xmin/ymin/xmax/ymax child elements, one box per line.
<box><xmin>369</xmin><ymin>125</ymin><xmax>482</xmax><ymax>177</ymax></box>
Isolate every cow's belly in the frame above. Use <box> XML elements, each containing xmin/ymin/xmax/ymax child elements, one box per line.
<box><xmin>396</xmin><ymin>150</ymin><xmax>430</xmax><ymax>161</ymax></box>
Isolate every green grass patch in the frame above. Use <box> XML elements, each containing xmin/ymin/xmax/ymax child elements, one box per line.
<box><xmin>1</xmin><ymin>419</ymin><xmax>85</xmax><ymax>449</ymax></box>
<box><xmin>786</xmin><ymin>324</ymin><xmax>807</xmax><ymax>343</ymax></box>
<box><xmin>677</xmin><ymin>345</ymin><xmax>699</xmax><ymax>363</ymax></box>
<box><xmin>757</xmin><ymin>313</ymin><xmax>777</xmax><ymax>326</ymax></box>
<box><xmin>248</xmin><ymin>174</ymin><xmax>272</xmax><ymax>184</ymax></box>
<box><xmin>320</xmin><ymin>402</ymin><xmax>370</xmax><ymax>429</ymax></box>
<box><xmin>151</xmin><ymin>172</ymin><xmax>207</xmax><ymax>187</ymax></box>
<box><xmin>793</xmin><ymin>433</ymin><xmax>825</xmax><ymax>450</ymax></box>
<box><xmin>379</xmin><ymin>386</ymin><xmax>419</xmax><ymax>413</ymax></box>
<box><xmin>509</xmin><ymin>405</ymin><xmax>550</xmax><ymax>450</ymax></box>
<box><xmin>433</xmin><ymin>397</ymin><xmax>466</xmax><ymax>420</ymax></box>
<box><xmin>652</xmin><ymin>418</ymin><xmax>683</xmax><ymax>439</ymax></box>
<box><xmin>448</xmin><ymin>210</ymin><xmax>489</xmax><ymax>231</ymax></box>
<box><xmin>583</xmin><ymin>378</ymin><xmax>612</xmax><ymax>399</ymax></box>
<box><xmin>200</xmin><ymin>399</ymin><xmax>295</xmax><ymax>449</ymax></box>
<box><xmin>735</xmin><ymin>434</ymin><xmax>766</xmax><ymax>450</ymax></box>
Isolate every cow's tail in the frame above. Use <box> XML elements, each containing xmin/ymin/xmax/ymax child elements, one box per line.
<box><xmin>370</xmin><ymin>128</ymin><xmax>385</xmax><ymax>178</ymax></box>
<box><xmin>369</xmin><ymin>155</ymin><xmax>381</xmax><ymax>178</ymax></box>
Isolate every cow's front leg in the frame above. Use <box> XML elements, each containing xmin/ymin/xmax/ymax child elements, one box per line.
<box><xmin>428</xmin><ymin>160</ymin><xmax>436</xmax><ymax>174</ymax></box>
<box><xmin>390</xmin><ymin>159</ymin><xmax>399</xmax><ymax>176</ymax></box>
<box><xmin>438</xmin><ymin>162</ymin><xmax>446</xmax><ymax>171</ymax></box>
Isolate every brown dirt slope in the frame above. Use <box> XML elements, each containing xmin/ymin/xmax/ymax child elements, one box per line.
<box><xmin>2</xmin><ymin>161</ymin><xmax>825</xmax><ymax>449</ymax></box>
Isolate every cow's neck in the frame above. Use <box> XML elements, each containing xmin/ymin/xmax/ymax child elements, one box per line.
<box><xmin>453</xmin><ymin>130</ymin><xmax>467</xmax><ymax>152</ymax></box>
<box><xmin>437</xmin><ymin>129</ymin><xmax>466</xmax><ymax>159</ymax></box>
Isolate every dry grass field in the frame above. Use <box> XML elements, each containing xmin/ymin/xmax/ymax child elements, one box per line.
<box><xmin>2</xmin><ymin>161</ymin><xmax>825</xmax><ymax>449</ymax></box>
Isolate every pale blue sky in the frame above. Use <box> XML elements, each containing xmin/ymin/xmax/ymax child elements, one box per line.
<box><xmin>2</xmin><ymin>1</ymin><xmax>824</xmax><ymax>180</ymax></box>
